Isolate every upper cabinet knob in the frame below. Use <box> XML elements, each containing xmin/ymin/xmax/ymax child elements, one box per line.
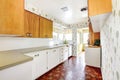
<box><xmin>26</xmin><ymin>33</ymin><xmax>30</xmax><ymax>37</ymax></box>
<box><xmin>29</xmin><ymin>33</ymin><xmax>32</xmax><ymax>37</ymax></box>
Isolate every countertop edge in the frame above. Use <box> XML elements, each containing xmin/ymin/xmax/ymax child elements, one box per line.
<box><xmin>0</xmin><ymin>57</ymin><xmax>33</xmax><ymax>71</ymax></box>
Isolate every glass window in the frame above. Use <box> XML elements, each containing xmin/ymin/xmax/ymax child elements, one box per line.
<box><xmin>53</xmin><ymin>32</ymin><xmax>58</xmax><ymax>40</ymax></box>
<box><xmin>65</xmin><ymin>33</ymin><xmax>72</xmax><ymax>40</ymax></box>
<box><xmin>59</xmin><ymin>33</ymin><xmax>63</xmax><ymax>40</ymax></box>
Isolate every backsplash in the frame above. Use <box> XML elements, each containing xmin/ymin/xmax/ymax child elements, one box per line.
<box><xmin>101</xmin><ymin>0</ymin><xmax>120</xmax><ymax>80</ymax></box>
<box><xmin>0</xmin><ymin>37</ymin><xmax>54</xmax><ymax>51</ymax></box>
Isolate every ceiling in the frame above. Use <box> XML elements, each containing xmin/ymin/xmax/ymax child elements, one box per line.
<box><xmin>25</xmin><ymin>0</ymin><xmax>88</xmax><ymax>25</ymax></box>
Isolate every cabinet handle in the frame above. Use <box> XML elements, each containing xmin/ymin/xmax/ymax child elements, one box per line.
<box><xmin>29</xmin><ymin>33</ymin><xmax>32</xmax><ymax>37</ymax></box>
<box><xmin>34</xmin><ymin>54</ymin><xmax>39</xmax><ymax>57</ymax></box>
<box><xmin>26</xmin><ymin>33</ymin><xmax>30</xmax><ymax>37</ymax></box>
<box><xmin>34</xmin><ymin>55</ymin><xmax>37</xmax><ymax>57</ymax></box>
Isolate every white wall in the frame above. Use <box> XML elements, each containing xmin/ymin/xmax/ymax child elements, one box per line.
<box><xmin>0</xmin><ymin>37</ymin><xmax>54</xmax><ymax>51</ymax></box>
<box><xmin>101</xmin><ymin>0</ymin><xmax>120</xmax><ymax>80</ymax></box>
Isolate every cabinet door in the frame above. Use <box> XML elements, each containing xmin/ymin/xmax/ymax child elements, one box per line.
<box><xmin>63</xmin><ymin>47</ymin><xmax>69</xmax><ymax>61</ymax></box>
<box><xmin>24</xmin><ymin>10</ymin><xmax>39</xmax><ymax>37</ymax></box>
<box><xmin>40</xmin><ymin>17</ymin><xmax>53</xmax><ymax>38</ymax></box>
<box><xmin>69</xmin><ymin>45</ymin><xmax>72</xmax><ymax>57</ymax></box>
<box><xmin>47</xmin><ymin>20</ymin><xmax>53</xmax><ymax>38</ymax></box>
<box><xmin>37</xmin><ymin>51</ymin><xmax>47</xmax><ymax>77</ymax></box>
<box><xmin>39</xmin><ymin>17</ymin><xmax>47</xmax><ymax>38</ymax></box>
<box><xmin>0</xmin><ymin>0</ymin><xmax>24</xmax><ymax>35</ymax></box>
<box><xmin>33</xmin><ymin>55</ymin><xmax>39</xmax><ymax>79</ymax></box>
<box><xmin>59</xmin><ymin>47</ymin><xmax>64</xmax><ymax>63</ymax></box>
<box><xmin>24</xmin><ymin>52</ymin><xmax>38</xmax><ymax>80</ymax></box>
<box><xmin>88</xmin><ymin>0</ymin><xmax>112</xmax><ymax>16</ymax></box>
<box><xmin>25</xmin><ymin>51</ymin><xmax>47</xmax><ymax>79</ymax></box>
<box><xmin>85</xmin><ymin>48</ymin><xmax>100</xmax><ymax>67</ymax></box>
<box><xmin>48</xmin><ymin>49</ymin><xmax>59</xmax><ymax>70</ymax></box>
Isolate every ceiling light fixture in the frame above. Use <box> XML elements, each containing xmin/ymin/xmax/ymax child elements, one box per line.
<box><xmin>81</xmin><ymin>7</ymin><xmax>88</xmax><ymax>11</ymax></box>
<box><xmin>61</xmin><ymin>7</ymin><xmax>69</xmax><ymax>12</ymax></box>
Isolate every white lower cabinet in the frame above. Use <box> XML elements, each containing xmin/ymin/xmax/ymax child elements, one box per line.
<box><xmin>0</xmin><ymin>46</ymin><xmax>71</xmax><ymax>80</ymax></box>
<box><xmin>25</xmin><ymin>46</ymin><xmax>70</xmax><ymax>80</ymax></box>
<box><xmin>85</xmin><ymin>47</ymin><xmax>101</xmax><ymax>68</ymax></box>
<box><xmin>37</xmin><ymin>51</ymin><xmax>47</xmax><ymax>78</ymax></box>
<box><xmin>32</xmin><ymin>54</ymin><xmax>38</xmax><ymax>79</ymax></box>
<box><xmin>0</xmin><ymin>61</ymin><xmax>32</xmax><ymax>80</ymax></box>
<box><xmin>63</xmin><ymin>46</ymin><xmax>69</xmax><ymax>61</ymax></box>
<box><xmin>58</xmin><ymin>47</ymin><xmax>63</xmax><ymax>63</ymax></box>
<box><xmin>25</xmin><ymin>52</ymin><xmax>38</xmax><ymax>79</ymax></box>
<box><xmin>68</xmin><ymin>45</ymin><xmax>72</xmax><ymax>57</ymax></box>
<box><xmin>25</xmin><ymin>51</ymin><xmax>47</xmax><ymax>80</ymax></box>
<box><xmin>48</xmin><ymin>48</ymin><xmax>59</xmax><ymax>70</ymax></box>
<box><xmin>59</xmin><ymin>46</ymin><xmax>69</xmax><ymax>62</ymax></box>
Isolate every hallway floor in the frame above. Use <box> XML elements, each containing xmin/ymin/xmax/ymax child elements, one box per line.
<box><xmin>37</xmin><ymin>54</ymin><xmax>102</xmax><ymax>80</ymax></box>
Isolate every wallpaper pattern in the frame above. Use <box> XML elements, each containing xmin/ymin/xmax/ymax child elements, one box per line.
<box><xmin>72</xmin><ymin>27</ymin><xmax>77</xmax><ymax>56</ymax></box>
<box><xmin>101</xmin><ymin>0</ymin><xmax>120</xmax><ymax>80</ymax></box>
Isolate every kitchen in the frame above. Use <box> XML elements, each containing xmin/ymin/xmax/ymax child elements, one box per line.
<box><xmin>0</xmin><ymin>0</ymin><xmax>119</xmax><ymax>80</ymax></box>
<box><xmin>0</xmin><ymin>0</ymin><xmax>87</xmax><ymax>80</ymax></box>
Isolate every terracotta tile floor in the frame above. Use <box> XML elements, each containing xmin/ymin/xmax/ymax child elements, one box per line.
<box><xmin>37</xmin><ymin>54</ymin><xmax>102</xmax><ymax>80</ymax></box>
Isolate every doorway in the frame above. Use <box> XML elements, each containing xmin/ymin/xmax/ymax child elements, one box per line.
<box><xmin>77</xmin><ymin>28</ymin><xmax>89</xmax><ymax>55</ymax></box>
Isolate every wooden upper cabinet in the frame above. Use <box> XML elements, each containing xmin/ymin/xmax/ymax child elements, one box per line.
<box><xmin>0</xmin><ymin>0</ymin><xmax>53</xmax><ymax>38</ymax></box>
<box><xmin>0</xmin><ymin>0</ymin><xmax>24</xmax><ymax>36</ymax></box>
<box><xmin>24</xmin><ymin>10</ymin><xmax>39</xmax><ymax>37</ymax></box>
<box><xmin>88</xmin><ymin>0</ymin><xmax>112</xmax><ymax>16</ymax></box>
<box><xmin>47</xmin><ymin>20</ymin><xmax>53</xmax><ymax>38</ymax></box>
<box><xmin>40</xmin><ymin>17</ymin><xmax>53</xmax><ymax>38</ymax></box>
<box><xmin>24</xmin><ymin>10</ymin><xmax>53</xmax><ymax>38</ymax></box>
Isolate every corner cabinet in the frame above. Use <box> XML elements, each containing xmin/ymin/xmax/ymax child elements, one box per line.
<box><xmin>24</xmin><ymin>10</ymin><xmax>53</xmax><ymax>38</ymax></box>
<box><xmin>0</xmin><ymin>0</ymin><xmax>24</xmax><ymax>36</ymax></box>
<box><xmin>40</xmin><ymin>17</ymin><xmax>53</xmax><ymax>38</ymax></box>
